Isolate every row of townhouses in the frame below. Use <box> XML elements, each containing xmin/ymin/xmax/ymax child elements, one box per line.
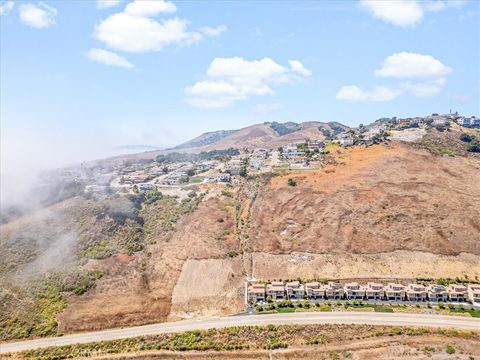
<box><xmin>248</xmin><ymin>281</ymin><xmax>480</xmax><ymax>304</ymax></box>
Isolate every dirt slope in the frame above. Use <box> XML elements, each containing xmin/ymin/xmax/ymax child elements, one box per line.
<box><xmin>249</xmin><ymin>143</ymin><xmax>480</xmax><ymax>256</ymax></box>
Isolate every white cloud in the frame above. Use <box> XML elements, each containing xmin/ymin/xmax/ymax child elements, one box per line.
<box><xmin>198</xmin><ymin>25</ymin><xmax>228</xmax><ymax>37</ymax></box>
<box><xmin>97</xmin><ymin>0</ymin><xmax>121</xmax><ymax>9</ymax></box>
<box><xmin>360</xmin><ymin>0</ymin><xmax>423</xmax><ymax>27</ymax></box>
<box><xmin>0</xmin><ymin>1</ymin><xmax>14</xmax><ymax>15</ymax></box>
<box><xmin>85</xmin><ymin>48</ymin><xmax>134</xmax><ymax>68</ymax></box>
<box><xmin>124</xmin><ymin>0</ymin><xmax>176</xmax><ymax>16</ymax></box>
<box><xmin>337</xmin><ymin>52</ymin><xmax>451</xmax><ymax>102</ymax></box>
<box><xmin>288</xmin><ymin>60</ymin><xmax>312</xmax><ymax>76</ymax></box>
<box><xmin>400</xmin><ymin>78</ymin><xmax>446</xmax><ymax>97</ymax></box>
<box><xmin>94</xmin><ymin>1</ymin><xmax>225</xmax><ymax>53</ymax></box>
<box><xmin>185</xmin><ymin>57</ymin><xmax>311</xmax><ymax>108</ymax></box>
<box><xmin>360</xmin><ymin>0</ymin><xmax>467</xmax><ymax>27</ymax></box>
<box><xmin>19</xmin><ymin>2</ymin><xmax>57</xmax><ymax>28</ymax></box>
<box><xmin>374</xmin><ymin>52</ymin><xmax>452</xmax><ymax>79</ymax></box>
<box><xmin>336</xmin><ymin>85</ymin><xmax>401</xmax><ymax>102</ymax></box>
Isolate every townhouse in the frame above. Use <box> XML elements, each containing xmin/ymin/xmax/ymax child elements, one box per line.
<box><xmin>305</xmin><ymin>282</ymin><xmax>324</xmax><ymax>299</ymax></box>
<box><xmin>365</xmin><ymin>282</ymin><xmax>385</xmax><ymax>300</ymax></box>
<box><xmin>247</xmin><ymin>283</ymin><xmax>265</xmax><ymax>303</ymax></box>
<box><xmin>385</xmin><ymin>283</ymin><xmax>406</xmax><ymax>301</ymax></box>
<box><xmin>344</xmin><ymin>282</ymin><xmax>366</xmax><ymax>300</ymax></box>
<box><xmin>266</xmin><ymin>281</ymin><xmax>286</xmax><ymax>300</ymax></box>
<box><xmin>285</xmin><ymin>281</ymin><xmax>305</xmax><ymax>300</ymax></box>
<box><xmin>426</xmin><ymin>284</ymin><xmax>447</xmax><ymax>302</ymax></box>
<box><xmin>447</xmin><ymin>284</ymin><xmax>468</xmax><ymax>302</ymax></box>
<box><xmin>324</xmin><ymin>281</ymin><xmax>344</xmax><ymax>300</ymax></box>
<box><xmin>467</xmin><ymin>284</ymin><xmax>480</xmax><ymax>304</ymax></box>
<box><xmin>406</xmin><ymin>284</ymin><xmax>427</xmax><ymax>302</ymax></box>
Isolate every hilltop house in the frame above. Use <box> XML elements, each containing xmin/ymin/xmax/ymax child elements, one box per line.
<box><xmin>447</xmin><ymin>284</ymin><xmax>468</xmax><ymax>302</ymax></box>
<box><xmin>285</xmin><ymin>281</ymin><xmax>305</xmax><ymax>299</ymax></box>
<box><xmin>266</xmin><ymin>281</ymin><xmax>285</xmax><ymax>300</ymax></box>
<box><xmin>248</xmin><ymin>283</ymin><xmax>266</xmax><ymax>303</ymax></box>
<box><xmin>324</xmin><ymin>282</ymin><xmax>344</xmax><ymax>300</ymax></box>
<box><xmin>344</xmin><ymin>282</ymin><xmax>366</xmax><ymax>300</ymax></box>
<box><xmin>426</xmin><ymin>284</ymin><xmax>447</xmax><ymax>302</ymax></box>
<box><xmin>467</xmin><ymin>284</ymin><xmax>480</xmax><ymax>304</ymax></box>
<box><xmin>305</xmin><ymin>282</ymin><xmax>324</xmax><ymax>299</ymax></box>
<box><xmin>365</xmin><ymin>282</ymin><xmax>385</xmax><ymax>300</ymax></box>
<box><xmin>458</xmin><ymin>116</ymin><xmax>480</xmax><ymax>128</ymax></box>
<box><xmin>406</xmin><ymin>284</ymin><xmax>427</xmax><ymax>302</ymax></box>
<box><xmin>385</xmin><ymin>283</ymin><xmax>406</xmax><ymax>301</ymax></box>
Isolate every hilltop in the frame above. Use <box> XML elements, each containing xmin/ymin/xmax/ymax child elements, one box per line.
<box><xmin>109</xmin><ymin>121</ymin><xmax>348</xmax><ymax>163</ymax></box>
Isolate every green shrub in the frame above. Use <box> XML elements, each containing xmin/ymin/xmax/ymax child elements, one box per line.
<box><xmin>287</xmin><ymin>178</ymin><xmax>297</xmax><ymax>187</ymax></box>
<box><xmin>446</xmin><ymin>344</ymin><xmax>456</xmax><ymax>355</ymax></box>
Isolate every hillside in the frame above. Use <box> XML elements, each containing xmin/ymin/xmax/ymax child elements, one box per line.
<box><xmin>174</xmin><ymin>121</ymin><xmax>347</xmax><ymax>152</ymax></box>
<box><xmin>173</xmin><ymin>129</ymin><xmax>239</xmax><ymax>150</ymax></box>
<box><xmin>1</xmin><ymin>127</ymin><xmax>480</xmax><ymax>341</ymax></box>
<box><xmin>105</xmin><ymin>121</ymin><xmax>348</xmax><ymax>163</ymax></box>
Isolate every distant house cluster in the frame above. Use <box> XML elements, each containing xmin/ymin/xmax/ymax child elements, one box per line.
<box><xmin>457</xmin><ymin>116</ymin><xmax>480</xmax><ymax>128</ymax></box>
<box><xmin>247</xmin><ymin>281</ymin><xmax>480</xmax><ymax>304</ymax></box>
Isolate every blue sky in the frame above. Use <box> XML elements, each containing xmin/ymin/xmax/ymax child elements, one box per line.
<box><xmin>1</xmin><ymin>0</ymin><xmax>479</xmax><ymax>175</ymax></box>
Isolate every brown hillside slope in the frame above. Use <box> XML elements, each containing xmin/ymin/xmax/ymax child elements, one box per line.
<box><xmin>104</xmin><ymin>122</ymin><xmax>339</xmax><ymax>163</ymax></box>
<box><xmin>249</xmin><ymin>143</ymin><xmax>480</xmax><ymax>256</ymax></box>
<box><xmin>57</xmin><ymin>190</ymin><xmax>242</xmax><ymax>332</ymax></box>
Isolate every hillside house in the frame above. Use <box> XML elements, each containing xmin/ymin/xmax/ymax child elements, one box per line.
<box><xmin>447</xmin><ymin>284</ymin><xmax>468</xmax><ymax>302</ymax></box>
<box><xmin>385</xmin><ymin>283</ymin><xmax>406</xmax><ymax>301</ymax></box>
<box><xmin>216</xmin><ymin>173</ymin><xmax>231</xmax><ymax>182</ymax></box>
<box><xmin>467</xmin><ymin>284</ymin><xmax>480</xmax><ymax>304</ymax></box>
<box><xmin>305</xmin><ymin>282</ymin><xmax>324</xmax><ymax>299</ymax></box>
<box><xmin>365</xmin><ymin>282</ymin><xmax>385</xmax><ymax>300</ymax></box>
<box><xmin>266</xmin><ymin>281</ymin><xmax>285</xmax><ymax>300</ymax></box>
<box><xmin>137</xmin><ymin>183</ymin><xmax>154</xmax><ymax>193</ymax></box>
<box><xmin>324</xmin><ymin>282</ymin><xmax>344</xmax><ymax>300</ymax></box>
<box><xmin>285</xmin><ymin>281</ymin><xmax>305</xmax><ymax>299</ymax></box>
<box><xmin>344</xmin><ymin>282</ymin><xmax>366</xmax><ymax>300</ymax></box>
<box><xmin>306</xmin><ymin>140</ymin><xmax>324</xmax><ymax>151</ymax></box>
<box><xmin>406</xmin><ymin>284</ymin><xmax>427</xmax><ymax>302</ymax></box>
<box><xmin>426</xmin><ymin>284</ymin><xmax>447</xmax><ymax>302</ymax></box>
<box><xmin>248</xmin><ymin>283</ymin><xmax>266</xmax><ymax>303</ymax></box>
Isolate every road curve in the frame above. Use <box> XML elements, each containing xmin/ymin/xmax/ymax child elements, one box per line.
<box><xmin>1</xmin><ymin>312</ymin><xmax>479</xmax><ymax>354</ymax></box>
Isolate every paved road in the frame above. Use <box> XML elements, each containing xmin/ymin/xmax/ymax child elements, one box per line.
<box><xmin>1</xmin><ymin>312</ymin><xmax>479</xmax><ymax>354</ymax></box>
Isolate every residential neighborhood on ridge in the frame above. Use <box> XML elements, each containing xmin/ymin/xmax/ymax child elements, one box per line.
<box><xmin>41</xmin><ymin>111</ymin><xmax>480</xmax><ymax>204</ymax></box>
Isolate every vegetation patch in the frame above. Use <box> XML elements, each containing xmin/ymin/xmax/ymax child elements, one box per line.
<box><xmin>1</xmin><ymin>270</ymin><xmax>102</xmax><ymax>341</ymax></box>
<box><xmin>8</xmin><ymin>324</ymin><xmax>480</xmax><ymax>359</ymax></box>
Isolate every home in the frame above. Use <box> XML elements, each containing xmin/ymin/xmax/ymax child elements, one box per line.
<box><xmin>137</xmin><ymin>183</ymin><xmax>154</xmax><ymax>193</ymax></box>
<box><xmin>467</xmin><ymin>284</ymin><xmax>480</xmax><ymax>304</ymax></box>
<box><xmin>216</xmin><ymin>173</ymin><xmax>231</xmax><ymax>183</ymax></box>
<box><xmin>344</xmin><ymin>282</ymin><xmax>366</xmax><ymax>300</ymax></box>
<box><xmin>305</xmin><ymin>282</ymin><xmax>324</xmax><ymax>299</ymax></box>
<box><xmin>385</xmin><ymin>283</ymin><xmax>406</xmax><ymax>301</ymax></box>
<box><xmin>285</xmin><ymin>281</ymin><xmax>305</xmax><ymax>299</ymax></box>
<box><xmin>457</xmin><ymin>117</ymin><xmax>471</xmax><ymax>127</ymax></box>
<box><xmin>266</xmin><ymin>281</ymin><xmax>285</xmax><ymax>300</ymax></box>
<box><xmin>324</xmin><ymin>281</ymin><xmax>344</xmax><ymax>300</ymax></box>
<box><xmin>447</xmin><ymin>284</ymin><xmax>468</xmax><ymax>302</ymax></box>
<box><xmin>406</xmin><ymin>284</ymin><xmax>427</xmax><ymax>302</ymax></box>
<box><xmin>365</xmin><ymin>282</ymin><xmax>385</xmax><ymax>300</ymax></box>
<box><xmin>306</xmin><ymin>140</ymin><xmax>324</xmax><ymax>151</ymax></box>
<box><xmin>426</xmin><ymin>284</ymin><xmax>447</xmax><ymax>302</ymax></box>
<box><xmin>248</xmin><ymin>283</ymin><xmax>266</xmax><ymax>303</ymax></box>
